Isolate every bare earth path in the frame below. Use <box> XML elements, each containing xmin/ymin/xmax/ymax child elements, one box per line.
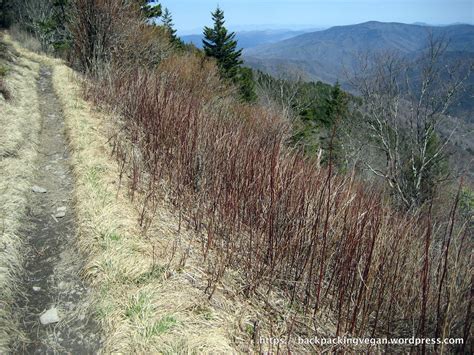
<box><xmin>16</xmin><ymin>65</ymin><xmax>101</xmax><ymax>354</ymax></box>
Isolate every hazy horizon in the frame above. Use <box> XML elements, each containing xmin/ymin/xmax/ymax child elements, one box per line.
<box><xmin>157</xmin><ymin>0</ymin><xmax>473</xmax><ymax>35</ymax></box>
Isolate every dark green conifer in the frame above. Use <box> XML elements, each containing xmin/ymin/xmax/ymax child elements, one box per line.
<box><xmin>202</xmin><ymin>7</ymin><xmax>242</xmax><ymax>80</ymax></box>
<box><xmin>136</xmin><ymin>0</ymin><xmax>162</xmax><ymax>20</ymax></box>
<box><xmin>321</xmin><ymin>82</ymin><xmax>349</xmax><ymax>168</ymax></box>
<box><xmin>237</xmin><ymin>67</ymin><xmax>257</xmax><ymax>102</ymax></box>
<box><xmin>203</xmin><ymin>7</ymin><xmax>256</xmax><ymax>102</ymax></box>
<box><xmin>161</xmin><ymin>7</ymin><xmax>183</xmax><ymax>48</ymax></box>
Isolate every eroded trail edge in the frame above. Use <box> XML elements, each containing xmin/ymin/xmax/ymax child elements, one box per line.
<box><xmin>16</xmin><ymin>65</ymin><xmax>100</xmax><ymax>353</ymax></box>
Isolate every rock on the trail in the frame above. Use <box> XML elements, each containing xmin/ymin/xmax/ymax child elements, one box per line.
<box><xmin>32</xmin><ymin>185</ymin><xmax>47</xmax><ymax>193</ymax></box>
<box><xmin>40</xmin><ymin>307</ymin><xmax>60</xmax><ymax>325</ymax></box>
<box><xmin>55</xmin><ymin>206</ymin><xmax>67</xmax><ymax>218</ymax></box>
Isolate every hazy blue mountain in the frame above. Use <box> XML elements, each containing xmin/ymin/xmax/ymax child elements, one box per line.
<box><xmin>243</xmin><ymin>21</ymin><xmax>474</xmax><ymax>83</ymax></box>
<box><xmin>181</xmin><ymin>29</ymin><xmax>319</xmax><ymax>49</ymax></box>
<box><xmin>180</xmin><ymin>34</ymin><xmax>201</xmax><ymax>46</ymax></box>
<box><xmin>244</xmin><ymin>21</ymin><xmax>474</xmax><ymax>123</ymax></box>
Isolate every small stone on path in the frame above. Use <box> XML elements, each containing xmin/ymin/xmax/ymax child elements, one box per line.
<box><xmin>40</xmin><ymin>307</ymin><xmax>60</xmax><ymax>325</ymax></box>
<box><xmin>54</xmin><ymin>206</ymin><xmax>67</xmax><ymax>218</ymax></box>
<box><xmin>32</xmin><ymin>186</ymin><xmax>47</xmax><ymax>193</ymax></box>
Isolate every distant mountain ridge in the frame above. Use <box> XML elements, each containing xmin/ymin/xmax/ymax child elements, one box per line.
<box><xmin>243</xmin><ymin>21</ymin><xmax>474</xmax><ymax>84</ymax></box>
<box><xmin>181</xmin><ymin>29</ymin><xmax>318</xmax><ymax>49</ymax></box>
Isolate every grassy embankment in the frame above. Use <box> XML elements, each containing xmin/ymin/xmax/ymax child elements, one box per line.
<box><xmin>0</xmin><ymin>33</ymin><xmax>41</xmax><ymax>351</ymax></box>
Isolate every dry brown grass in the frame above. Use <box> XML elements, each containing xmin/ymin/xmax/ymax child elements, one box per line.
<box><xmin>50</xmin><ymin>57</ymin><xmax>243</xmax><ymax>353</ymax></box>
<box><xmin>8</xmin><ymin>25</ymin><xmax>42</xmax><ymax>54</ymax></box>
<box><xmin>0</xmin><ymin>34</ymin><xmax>41</xmax><ymax>352</ymax></box>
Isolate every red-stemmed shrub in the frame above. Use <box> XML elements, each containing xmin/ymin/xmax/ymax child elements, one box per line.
<box><xmin>82</xmin><ymin>18</ymin><xmax>472</xmax><ymax>353</ymax></box>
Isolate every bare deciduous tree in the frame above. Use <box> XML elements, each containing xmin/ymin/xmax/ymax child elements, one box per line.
<box><xmin>254</xmin><ymin>71</ymin><xmax>307</xmax><ymax>121</ymax></box>
<box><xmin>350</xmin><ymin>35</ymin><xmax>472</xmax><ymax>210</ymax></box>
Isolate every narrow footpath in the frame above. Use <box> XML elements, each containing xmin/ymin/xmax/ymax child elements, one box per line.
<box><xmin>16</xmin><ymin>65</ymin><xmax>100</xmax><ymax>354</ymax></box>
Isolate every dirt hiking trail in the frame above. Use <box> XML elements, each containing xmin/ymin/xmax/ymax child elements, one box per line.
<box><xmin>15</xmin><ymin>65</ymin><xmax>101</xmax><ymax>353</ymax></box>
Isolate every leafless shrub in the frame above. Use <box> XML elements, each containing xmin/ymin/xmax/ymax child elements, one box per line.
<box><xmin>69</xmin><ymin>0</ymin><xmax>129</xmax><ymax>73</ymax></box>
<box><xmin>254</xmin><ymin>72</ymin><xmax>306</xmax><ymax>121</ymax></box>
<box><xmin>69</xmin><ymin>0</ymin><xmax>172</xmax><ymax>76</ymax></box>
<box><xmin>85</xmin><ymin>57</ymin><xmax>471</xmax><ymax>352</ymax></box>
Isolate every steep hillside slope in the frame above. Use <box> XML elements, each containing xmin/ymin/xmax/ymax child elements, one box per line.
<box><xmin>3</xmin><ymin>13</ymin><xmax>472</xmax><ymax>351</ymax></box>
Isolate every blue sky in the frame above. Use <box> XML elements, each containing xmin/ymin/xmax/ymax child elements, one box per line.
<box><xmin>157</xmin><ymin>0</ymin><xmax>474</xmax><ymax>34</ymax></box>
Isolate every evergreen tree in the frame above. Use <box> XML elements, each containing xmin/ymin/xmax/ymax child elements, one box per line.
<box><xmin>203</xmin><ymin>7</ymin><xmax>256</xmax><ymax>102</ymax></box>
<box><xmin>202</xmin><ymin>7</ymin><xmax>242</xmax><ymax>80</ymax></box>
<box><xmin>321</xmin><ymin>82</ymin><xmax>349</xmax><ymax>168</ymax></box>
<box><xmin>325</xmin><ymin>83</ymin><xmax>348</xmax><ymax>125</ymax></box>
<box><xmin>0</xmin><ymin>0</ymin><xmax>13</xmax><ymax>28</ymax></box>
<box><xmin>136</xmin><ymin>0</ymin><xmax>162</xmax><ymax>20</ymax></box>
<box><xmin>237</xmin><ymin>67</ymin><xmax>257</xmax><ymax>102</ymax></box>
<box><xmin>161</xmin><ymin>7</ymin><xmax>183</xmax><ymax>47</ymax></box>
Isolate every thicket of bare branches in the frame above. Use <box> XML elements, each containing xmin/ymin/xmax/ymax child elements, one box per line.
<box><xmin>255</xmin><ymin>72</ymin><xmax>307</xmax><ymax>120</ymax></box>
<box><xmin>68</xmin><ymin>0</ymin><xmax>172</xmax><ymax>74</ymax></box>
<box><xmin>81</xmin><ymin>43</ymin><xmax>473</xmax><ymax>351</ymax></box>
